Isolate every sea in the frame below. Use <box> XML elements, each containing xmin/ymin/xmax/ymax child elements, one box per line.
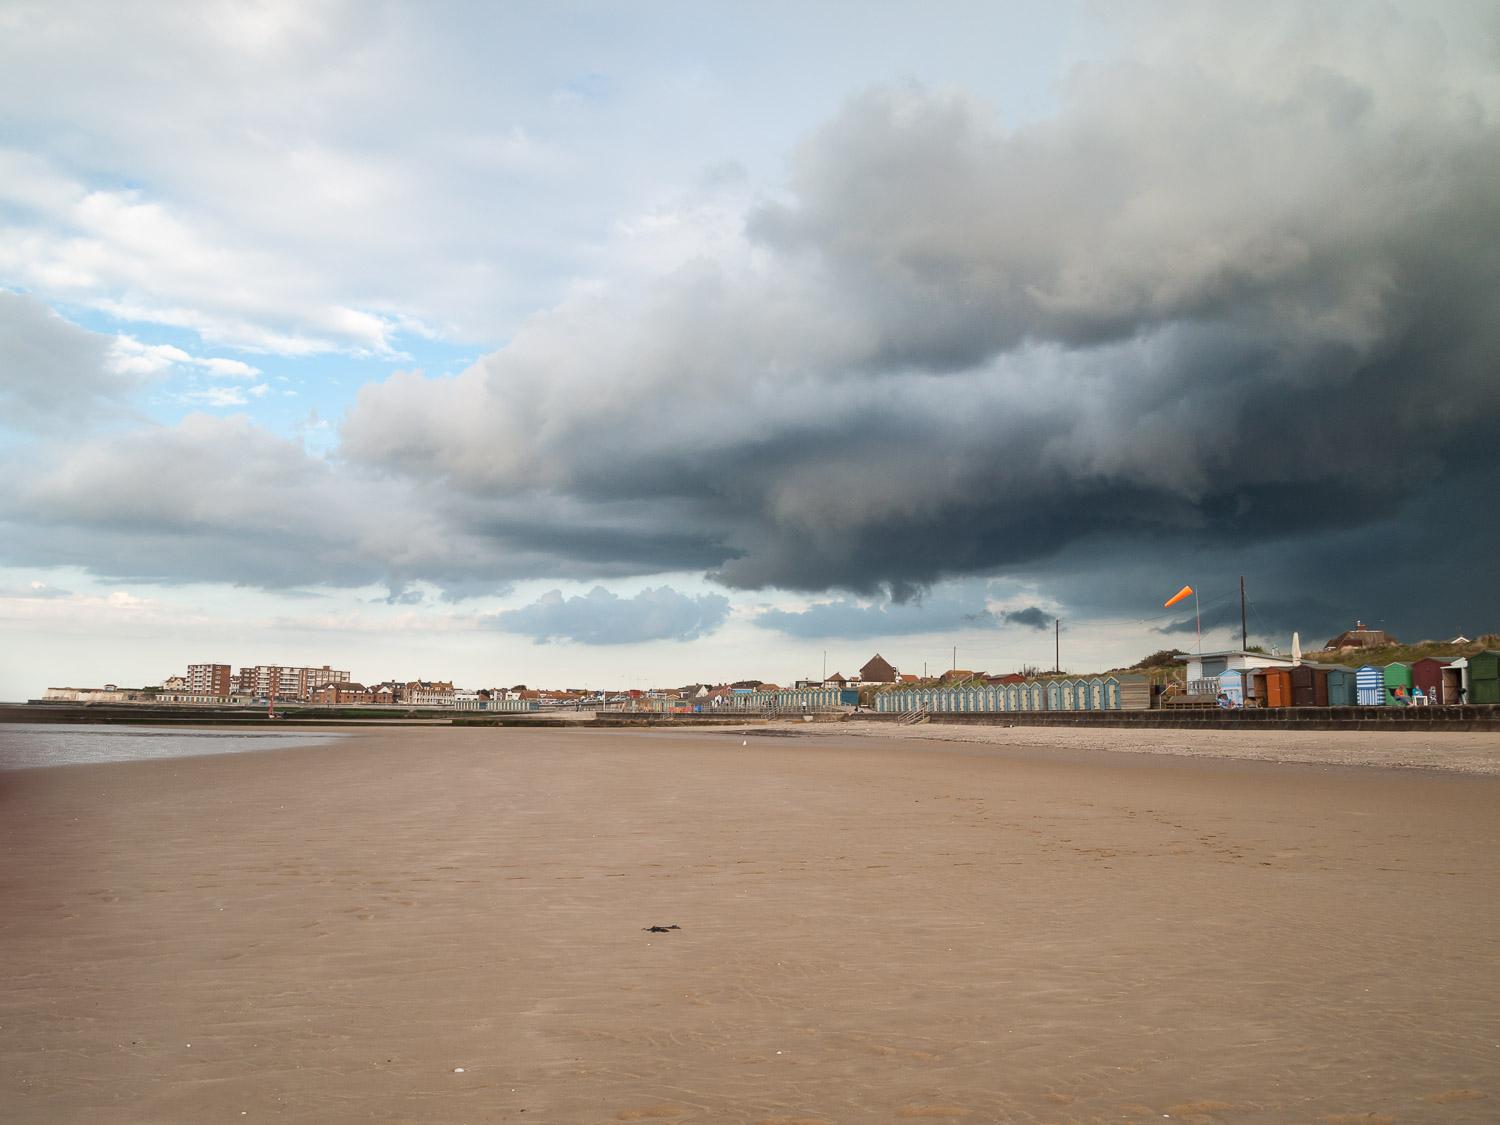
<box><xmin>0</xmin><ymin>723</ymin><xmax>347</xmax><ymax>771</ymax></box>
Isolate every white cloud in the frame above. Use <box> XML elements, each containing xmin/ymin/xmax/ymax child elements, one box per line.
<box><xmin>183</xmin><ymin>385</ymin><xmax>250</xmax><ymax>407</ymax></box>
<box><xmin>199</xmin><ymin>357</ymin><xmax>261</xmax><ymax>378</ymax></box>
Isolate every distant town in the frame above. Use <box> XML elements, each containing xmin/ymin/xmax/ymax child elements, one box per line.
<box><xmin>37</xmin><ymin>624</ymin><xmax>1500</xmax><ymax>714</ymax></box>
<box><xmin>41</xmin><ymin>653</ymin><xmax>931</xmax><ymax>712</ymax></box>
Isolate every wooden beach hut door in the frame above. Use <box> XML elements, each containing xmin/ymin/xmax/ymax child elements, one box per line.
<box><xmin>1264</xmin><ymin>669</ymin><xmax>1293</xmax><ymax>708</ymax></box>
<box><xmin>1443</xmin><ymin>659</ymin><xmax>1468</xmax><ymax>705</ymax></box>
<box><xmin>1356</xmin><ymin>665</ymin><xmax>1384</xmax><ymax>706</ymax></box>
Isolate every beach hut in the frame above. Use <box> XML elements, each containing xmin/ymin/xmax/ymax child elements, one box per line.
<box><xmin>1469</xmin><ymin>651</ymin><xmax>1500</xmax><ymax>704</ymax></box>
<box><xmin>1411</xmin><ymin>658</ymin><xmax>1450</xmax><ymax>705</ymax></box>
<box><xmin>1383</xmin><ymin>662</ymin><xmax>1413</xmax><ymax>706</ymax></box>
<box><xmin>1290</xmin><ymin>664</ymin><xmax>1328</xmax><ymax>707</ymax></box>
<box><xmin>1262</xmin><ymin>668</ymin><xmax>1293</xmax><ymax>708</ymax></box>
<box><xmin>1442</xmin><ymin>658</ymin><xmax>1468</xmax><ymax>705</ymax></box>
<box><xmin>1045</xmin><ymin>681</ymin><xmax>1063</xmax><ymax>711</ymax></box>
<box><xmin>1088</xmin><ymin>678</ymin><xmax>1105</xmax><ymax>709</ymax></box>
<box><xmin>1102</xmin><ymin>676</ymin><xmax>1121</xmax><ymax>710</ymax></box>
<box><xmin>1026</xmin><ymin>681</ymin><xmax>1044</xmax><ymax>711</ymax></box>
<box><xmin>1356</xmin><ymin>665</ymin><xmax>1384</xmax><ymax>706</ymax></box>
<box><xmin>1323</xmin><ymin>667</ymin><xmax>1357</xmax><ymax>707</ymax></box>
<box><xmin>1217</xmin><ymin>668</ymin><xmax>1244</xmax><ymax>706</ymax></box>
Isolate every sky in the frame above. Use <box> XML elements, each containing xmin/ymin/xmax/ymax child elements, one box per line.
<box><xmin>2</xmin><ymin>1</ymin><xmax>1498</xmax><ymax>699</ymax></box>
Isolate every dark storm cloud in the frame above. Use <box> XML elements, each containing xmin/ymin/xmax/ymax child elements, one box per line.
<box><xmin>332</xmin><ymin>4</ymin><xmax>1500</xmax><ymax>639</ymax></box>
<box><xmin>485</xmin><ymin>586</ymin><xmax>731</xmax><ymax>645</ymax></box>
<box><xmin>754</xmin><ymin>588</ymin><xmax>995</xmax><ymax>640</ymax></box>
<box><xmin>1005</xmin><ymin>607</ymin><xmax>1051</xmax><ymax>631</ymax></box>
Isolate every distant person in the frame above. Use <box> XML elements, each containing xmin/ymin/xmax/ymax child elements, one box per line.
<box><xmin>1216</xmin><ymin>691</ymin><xmax>1231</xmax><ymax>709</ymax></box>
<box><xmin>1393</xmin><ymin>685</ymin><xmax>1409</xmax><ymax>706</ymax></box>
<box><xmin>1412</xmin><ymin>686</ymin><xmax>1427</xmax><ymax>706</ymax></box>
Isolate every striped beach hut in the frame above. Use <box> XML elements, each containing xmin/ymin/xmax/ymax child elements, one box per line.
<box><xmin>1355</xmin><ymin>665</ymin><xmax>1384</xmax><ymax>706</ymax></box>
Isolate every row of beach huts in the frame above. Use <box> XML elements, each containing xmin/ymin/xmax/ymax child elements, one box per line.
<box><xmin>793</xmin><ymin>653</ymin><xmax>1499</xmax><ymax>714</ymax></box>
<box><xmin>1209</xmin><ymin>653</ymin><xmax>1500</xmax><ymax>708</ymax></box>
<box><xmin>872</xmin><ymin>675</ymin><xmax>1155</xmax><ymax>714</ymax></box>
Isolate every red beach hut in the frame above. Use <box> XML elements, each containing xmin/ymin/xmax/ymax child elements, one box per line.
<box><xmin>1411</xmin><ymin>657</ymin><xmax>1450</xmax><ymax>704</ymax></box>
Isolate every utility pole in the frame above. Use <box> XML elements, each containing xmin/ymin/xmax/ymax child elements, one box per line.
<box><xmin>952</xmin><ymin>646</ymin><xmax>956</xmax><ymax>673</ymax></box>
<box><xmin>1055</xmin><ymin>619</ymin><xmax>1060</xmax><ymax>673</ymax></box>
<box><xmin>1240</xmin><ymin>576</ymin><xmax>1248</xmax><ymax>652</ymax></box>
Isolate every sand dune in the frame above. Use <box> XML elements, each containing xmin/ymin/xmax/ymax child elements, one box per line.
<box><xmin>2</xmin><ymin>727</ymin><xmax>1498</xmax><ymax>1123</ymax></box>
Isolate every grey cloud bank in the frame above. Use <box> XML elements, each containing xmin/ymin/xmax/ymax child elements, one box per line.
<box><xmin>755</xmin><ymin>589</ymin><xmax>997</xmax><ymax>640</ymax></box>
<box><xmin>486</xmin><ymin>586</ymin><xmax>731</xmax><ymax>645</ymax></box>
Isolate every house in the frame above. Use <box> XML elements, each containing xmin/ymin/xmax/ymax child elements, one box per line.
<box><xmin>406</xmin><ymin>680</ymin><xmax>456</xmax><ymax>706</ymax></box>
<box><xmin>310</xmin><ymin>682</ymin><xmax>374</xmax><ymax>705</ymax></box>
<box><xmin>1324</xmin><ymin>621</ymin><xmax>1398</xmax><ymax>650</ymax></box>
<box><xmin>860</xmin><ymin>654</ymin><xmax>898</xmax><ymax>683</ymax></box>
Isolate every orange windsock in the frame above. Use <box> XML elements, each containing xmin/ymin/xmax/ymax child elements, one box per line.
<box><xmin>1163</xmin><ymin>584</ymin><xmax>1194</xmax><ymax>609</ymax></box>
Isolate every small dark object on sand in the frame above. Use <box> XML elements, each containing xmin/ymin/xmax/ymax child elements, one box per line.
<box><xmin>643</xmin><ymin>924</ymin><xmax>681</xmax><ymax>933</ymax></box>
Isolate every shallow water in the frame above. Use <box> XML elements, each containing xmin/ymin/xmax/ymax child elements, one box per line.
<box><xmin>0</xmin><ymin>723</ymin><xmax>345</xmax><ymax>771</ymax></box>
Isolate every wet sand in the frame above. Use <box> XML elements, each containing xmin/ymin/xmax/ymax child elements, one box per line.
<box><xmin>2</xmin><ymin>726</ymin><xmax>1498</xmax><ymax>1123</ymax></box>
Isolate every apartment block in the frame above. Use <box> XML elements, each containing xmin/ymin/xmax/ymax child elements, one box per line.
<box><xmin>186</xmin><ymin>663</ymin><xmax>232</xmax><ymax>697</ymax></box>
<box><xmin>237</xmin><ymin>664</ymin><xmax>352</xmax><ymax>700</ymax></box>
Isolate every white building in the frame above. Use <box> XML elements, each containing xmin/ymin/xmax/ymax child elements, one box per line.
<box><xmin>1181</xmin><ymin>650</ymin><xmax>1297</xmax><ymax>695</ymax></box>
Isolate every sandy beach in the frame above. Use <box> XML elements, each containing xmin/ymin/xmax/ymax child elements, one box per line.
<box><xmin>3</xmin><ymin>725</ymin><xmax>1498</xmax><ymax>1124</ymax></box>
